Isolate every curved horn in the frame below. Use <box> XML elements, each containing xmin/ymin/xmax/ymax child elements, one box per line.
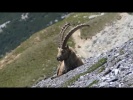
<box><xmin>61</xmin><ymin>23</ymin><xmax>71</xmax><ymax>42</ymax></box>
<box><xmin>61</xmin><ymin>24</ymin><xmax>90</xmax><ymax>48</ymax></box>
<box><xmin>58</xmin><ymin>23</ymin><xmax>71</xmax><ymax>47</ymax></box>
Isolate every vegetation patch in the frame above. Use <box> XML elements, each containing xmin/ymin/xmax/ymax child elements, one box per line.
<box><xmin>87</xmin><ymin>58</ymin><xmax>107</xmax><ymax>73</ymax></box>
<box><xmin>98</xmin><ymin>66</ymin><xmax>105</xmax><ymax>73</ymax></box>
<box><xmin>87</xmin><ymin>80</ymin><xmax>99</xmax><ymax>87</ymax></box>
<box><xmin>0</xmin><ymin>38</ymin><xmax>58</xmax><ymax>87</ymax></box>
<box><xmin>80</xmin><ymin>13</ymin><xmax>120</xmax><ymax>39</ymax></box>
<box><xmin>62</xmin><ymin>58</ymin><xmax>107</xmax><ymax>87</ymax></box>
<box><xmin>119</xmin><ymin>49</ymin><xmax>124</xmax><ymax>55</ymax></box>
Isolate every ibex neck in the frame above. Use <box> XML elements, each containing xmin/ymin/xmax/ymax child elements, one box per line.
<box><xmin>64</xmin><ymin>49</ymin><xmax>77</xmax><ymax>67</ymax></box>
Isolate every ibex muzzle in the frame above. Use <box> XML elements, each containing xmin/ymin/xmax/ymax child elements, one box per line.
<box><xmin>57</xmin><ymin>45</ymin><xmax>69</xmax><ymax>61</ymax></box>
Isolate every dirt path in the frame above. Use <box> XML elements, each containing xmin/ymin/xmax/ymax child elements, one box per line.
<box><xmin>0</xmin><ymin>53</ymin><xmax>21</xmax><ymax>69</ymax></box>
<box><xmin>72</xmin><ymin>29</ymin><xmax>87</xmax><ymax>58</ymax></box>
<box><xmin>72</xmin><ymin>13</ymin><xmax>133</xmax><ymax>59</ymax></box>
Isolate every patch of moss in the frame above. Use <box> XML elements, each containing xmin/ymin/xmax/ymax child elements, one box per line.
<box><xmin>87</xmin><ymin>80</ymin><xmax>99</xmax><ymax>87</ymax></box>
<box><xmin>128</xmin><ymin>83</ymin><xmax>133</xmax><ymax>87</ymax></box>
<box><xmin>116</xmin><ymin>58</ymin><xmax>122</xmax><ymax>63</ymax></box>
<box><xmin>129</xmin><ymin>38</ymin><xmax>133</xmax><ymax>40</ymax></box>
<box><xmin>119</xmin><ymin>49</ymin><xmax>124</xmax><ymax>55</ymax></box>
<box><xmin>62</xmin><ymin>58</ymin><xmax>107</xmax><ymax>87</ymax></box>
<box><xmin>62</xmin><ymin>72</ymin><xmax>86</xmax><ymax>87</ymax></box>
<box><xmin>98</xmin><ymin>66</ymin><xmax>105</xmax><ymax>73</ymax></box>
<box><xmin>87</xmin><ymin>58</ymin><xmax>107</xmax><ymax>73</ymax></box>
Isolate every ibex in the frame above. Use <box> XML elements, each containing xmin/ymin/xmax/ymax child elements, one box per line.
<box><xmin>56</xmin><ymin>23</ymin><xmax>90</xmax><ymax>76</ymax></box>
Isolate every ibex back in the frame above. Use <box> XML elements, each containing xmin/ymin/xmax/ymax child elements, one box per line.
<box><xmin>56</xmin><ymin>23</ymin><xmax>90</xmax><ymax>76</ymax></box>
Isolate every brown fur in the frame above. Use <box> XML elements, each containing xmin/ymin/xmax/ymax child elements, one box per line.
<box><xmin>56</xmin><ymin>23</ymin><xmax>89</xmax><ymax>77</ymax></box>
<box><xmin>57</xmin><ymin>46</ymin><xmax>83</xmax><ymax>76</ymax></box>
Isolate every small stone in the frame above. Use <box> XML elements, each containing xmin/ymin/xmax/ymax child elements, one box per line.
<box><xmin>116</xmin><ymin>64</ymin><xmax>121</xmax><ymax>68</ymax></box>
<box><xmin>101</xmin><ymin>77</ymin><xmax>106</xmax><ymax>80</ymax></box>
<box><xmin>102</xmin><ymin>76</ymin><xmax>110</xmax><ymax>82</ymax></box>
<box><xmin>80</xmin><ymin>76</ymin><xmax>84</xmax><ymax>79</ymax></box>
<box><xmin>109</xmin><ymin>78</ymin><xmax>118</xmax><ymax>82</ymax></box>
<box><xmin>103</xmin><ymin>69</ymin><xmax>112</xmax><ymax>76</ymax></box>
<box><xmin>99</xmin><ymin>82</ymin><xmax>109</xmax><ymax>87</ymax></box>
<box><xmin>86</xmin><ymin>73</ymin><xmax>89</xmax><ymax>76</ymax></box>
<box><xmin>114</xmin><ymin>53</ymin><xmax>119</xmax><ymax>57</ymax></box>
<box><xmin>112</xmin><ymin>69</ymin><xmax>120</xmax><ymax>76</ymax></box>
<box><xmin>52</xmin><ymin>84</ymin><xmax>56</xmax><ymax>86</ymax></box>
<box><xmin>105</xmin><ymin>74</ymin><xmax>110</xmax><ymax>78</ymax></box>
<box><xmin>119</xmin><ymin>84</ymin><xmax>121</xmax><ymax>87</ymax></box>
<box><xmin>125</xmin><ymin>72</ymin><xmax>132</xmax><ymax>75</ymax></box>
<box><xmin>120</xmin><ymin>67</ymin><xmax>129</xmax><ymax>71</ymax></box>
<box><xmin>109</xmin><ymin>82</ymin><xmax>113</xmax><ymax>85</ymax></box>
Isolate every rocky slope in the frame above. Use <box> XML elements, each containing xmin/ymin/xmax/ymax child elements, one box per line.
<box><xmin>33</xmin><ymin>13</ymin><xmax>133</xmax><ymax>87</ymax></box>
<box><xmin>76</xmin><ymin>13</ymin><xmax>133</xmax><ymax>59</ymax></box>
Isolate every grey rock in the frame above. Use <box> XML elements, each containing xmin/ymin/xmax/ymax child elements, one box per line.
<box><xmin>99</xmin><ymin>82</ymin><xmax>109</xmax><ymax>87</ymax></box>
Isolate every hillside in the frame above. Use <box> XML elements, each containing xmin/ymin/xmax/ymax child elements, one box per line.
<box><xmin>33</xmin><ymin>13</ymin><xmax>133</xmax><ymax>87</ymax></box>
<box><xmin>0</xmin><ymin>13</ymin><xmax>123</xmax><ymax>87</ymax></box>
<box><xmin>0</xmin><ymin>13</ymin><xmax>67</xmax><ymax>58</ymax></box>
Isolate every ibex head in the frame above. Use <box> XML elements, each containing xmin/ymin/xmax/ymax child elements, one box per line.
<box><xmin>57</xmin><ymin>23</ymin><xmax>90</xmax><ymax>61</ymax></box>
<box><xmin>57</xmin><ymin>45</ymin><xmax>70</xmax><ymax>61</ymax></box>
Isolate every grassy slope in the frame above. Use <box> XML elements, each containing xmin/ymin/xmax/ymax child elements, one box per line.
<box><xmin>0</xmin><ymin>13</ymin><xmax>65</xmax><ymax>58</ymax></box>
<box><xmin>0</xmin><ymin>13</ymin><xmax>119</xmax><ymax>87</ymax></box>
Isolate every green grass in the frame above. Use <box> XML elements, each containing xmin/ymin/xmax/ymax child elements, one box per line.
<box><xmin>0</xmin><ymin>13</ymin><xmax>117</xmax><ymax>87</ymax></box>
<box><xmin>87</xmin><ymin>80</ymin><xmax>99</xmax><ymax>87</ymax></box>
<box><xmin>87</xmin><ymin>58</ymin><xmax>107</xmax><ymax>73</ymax></box>
<box><xmin>80</xmin><ymin>13</ymin><xmax>120</xmax><ymax>39</ymax></box>
<box><xmin>98</xmin><ymin>66</ymin><xmax>105</xmax><ymax>73</ymax></box>
<box><xmin>0</xmin><ymin>38</ymin><xmax>58</xmax><ymax>87</ymax></box>
<box><xmin>62</xmin><ymin>72</ymin><xmax>87</xmax><ymax>87</ymax></box>
<box><xmin>62</xmin><ymin>58</ymin><xmax>107</xmax><ymax>87</ymax></box>
<box><xmin>119</xmin><ymin>49</ymin><xmax>124</xmax><ymax>55</ymax></box>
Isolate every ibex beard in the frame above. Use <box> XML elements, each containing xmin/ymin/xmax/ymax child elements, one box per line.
<box><xmin>57</xmin><ymin>45</ymin><xmax>83</xmax><ymax>76</ymax></box>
